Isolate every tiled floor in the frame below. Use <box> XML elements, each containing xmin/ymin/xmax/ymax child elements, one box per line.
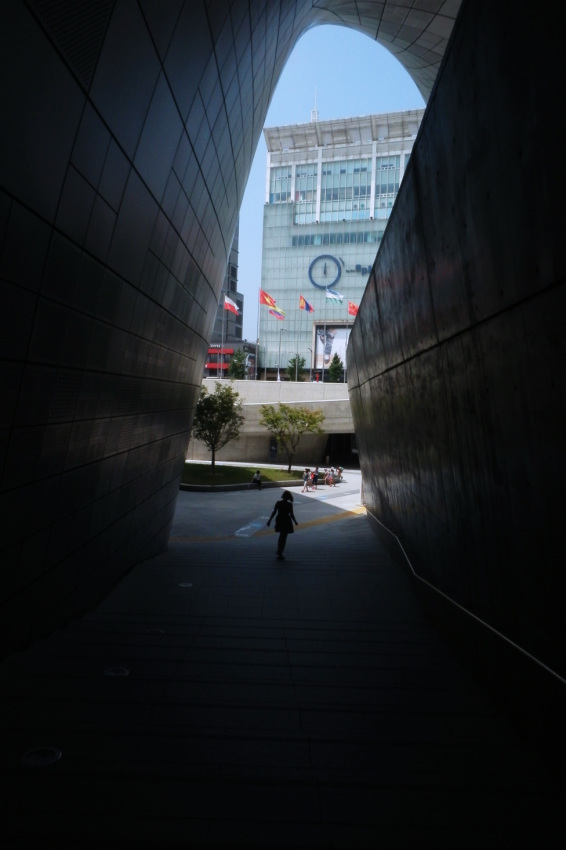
<box><xmin>0</xmin><ymin>477</ymin><xmax>562</xmax><ymax>847</ymax></box>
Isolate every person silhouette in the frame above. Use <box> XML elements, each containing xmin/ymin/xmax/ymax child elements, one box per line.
<box><xmin>267</xmin><ymin>490</ymin><xmax>298</xmax><ymax>560</ymax></box>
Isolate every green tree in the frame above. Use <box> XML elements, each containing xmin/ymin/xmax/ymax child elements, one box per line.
<box><xmin>259</xmin><ymin>403</ymin><xmax>324</xmax><ymax>471</ymax></box>
<box><xmin>227</xmin><ymin>348</ymin><xmax>247</xmax><ymax>379</ymax></box>
<box><xmin>286</xmin><ymin>354</ymin><xmax>306</xmax><ymax>382</ymax></box>
<box><xmin>328</xmin><ymin>352</ymin><xmax>344</xmax><ymax>382</ymax></box>
<box><xmin>192</xmin><ymin>382</ymin><xmax>244</xmax><ymax>473</ymax></box>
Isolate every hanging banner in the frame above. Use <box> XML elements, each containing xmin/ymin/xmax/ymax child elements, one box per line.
<box><xmin>314</xmin><ymin>325</ymin><xmax>351</xmax><ymax>369</ymax></box>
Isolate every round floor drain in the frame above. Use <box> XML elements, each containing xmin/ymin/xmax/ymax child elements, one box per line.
<box><xmin>21</xmin><ymin>747</ymin><xmax>62</xmax><ymax>767</ymax></box>
<box><xmin>104</xmin><ymin>666</ymin><xmax>130</xmax><ymax>677</ymax></box>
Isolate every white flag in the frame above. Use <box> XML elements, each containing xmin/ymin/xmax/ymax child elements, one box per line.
<box><xmin>326</xmin><ymin>289</ymin><xmax>343</xmax><ymax>303</ymax></box>
<box><xmin>224</xmin><ymin>295</ymin><xmax>239</xmax><ymax>314</ymax></box>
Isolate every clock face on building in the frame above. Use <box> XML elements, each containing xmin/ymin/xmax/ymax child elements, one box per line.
<box><xmin>308</xmin><ymin>254</ymin><xmax>342</xmax><ymax>290</ymax></box>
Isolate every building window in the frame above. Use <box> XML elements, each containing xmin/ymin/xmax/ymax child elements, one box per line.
<box><xmin>374</xmin><ymin>155</ymin><xmax>400</xmax><ymax>218</ymax></box>
<box><xmin>293</xmin><ymin>163</ymin><xmax>318</xmax><ymax>224</ymax></box>
<box><xmin>319</xmin><ymin>158</ymin><xmax>371</xmax><ymax>222</ymax></box>
<box><xmin>291</xmin><ymin>227</ymin><xmax>384</xmax><ymax>247</ymax></box>
<box><xmin>269</xmin><ymin>166</ymin><xmax>292</xmax><ymax>204</ymax></box>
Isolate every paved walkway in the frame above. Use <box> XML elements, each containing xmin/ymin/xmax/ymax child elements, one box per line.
<box><xmin>0</xmin><ymin>471</ymin><xmax>562</xmax><ymax>847</ymax></box>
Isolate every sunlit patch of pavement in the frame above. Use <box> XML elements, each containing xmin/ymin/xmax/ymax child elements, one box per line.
<box><xmin>234</xmin><ymin>517</ymin><xmax>270</xmax><ymax>537</ymax></box>
<box><xmin>170</xmin><ymin>505</ymin><xmax>365</xmax><ymax>542</ymax></box>
<box><xmin>253</xmin><ymin>504</ymin><xmax>366</xmax><ymax>537</ymax></box>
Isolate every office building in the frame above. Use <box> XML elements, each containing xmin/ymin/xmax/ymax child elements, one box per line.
<box><xmin>258</xmin><ymin>109</ymin><xmax>425</xmax><ymax>379</ymax></box>
<box><xmin>204</xmin><ymin>223</ymin><xmax>256</xmax><ymax>379</ymax></box>
<box><xmin>209</xmin><ymin>222</ymin><xmax>243</xmax><ymax>346</ymax></box>
<box><xmin>204</xmin><ymin>222</ymin><xmax>256</xmax><ymax>378</ymax></box>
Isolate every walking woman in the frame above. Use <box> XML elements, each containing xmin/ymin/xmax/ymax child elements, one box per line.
<box><xmin>267</xmin><ymin>490</ymin><xmax>298</xmax><ymax>560</ymax></box>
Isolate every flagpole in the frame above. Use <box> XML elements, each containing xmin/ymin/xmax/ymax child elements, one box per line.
<box><xmin>297</xmin><ymin>301</ymin><xmax>302</xmax><ymax>382</ymax></box>
<box><xmin>255</xmin><ymin>289</ymin><xmax>260</xmax><ymax>380</ymax></box>
<box><xmin>221</xmin><ymin>298</ymin><xmax>225</xmax><ymax>378</ymax></box>
<box><xmin>322</xmin><ymin>297</ymin><xmax>326</xmax><ymax>383</ymax></box>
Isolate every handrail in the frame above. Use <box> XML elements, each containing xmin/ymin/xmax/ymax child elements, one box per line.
<box><xmin>365</xmin><ymin>506</ymin><xmax>566</xmax><ymax>687</ymax></box>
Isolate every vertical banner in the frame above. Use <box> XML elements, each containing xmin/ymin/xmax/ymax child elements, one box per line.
<box><xmin>314</xmin><ymin>325</ymin><xmax>351</xmax><ymax>370</ymax></box>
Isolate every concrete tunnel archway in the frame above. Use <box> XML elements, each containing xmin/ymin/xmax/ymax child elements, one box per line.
<box><xmin>1</xmin><ymin>0</ymin><xmax>565</xmax><ymax>743</ymax></box>
<box><xmin>0</xmin><ymin>0</ymin><xmax>460</xmax><ymax>653</ymax></box>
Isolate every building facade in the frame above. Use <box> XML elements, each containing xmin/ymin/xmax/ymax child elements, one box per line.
<box><xmin>209</xmin><ymin>222</ymin><xmax>243</xmax><ymax>346</ymax></box>
<box><xmin>204</xmin><ymin>340</ymin><xmax>257</xmax><ymax>379</ymax></box>
<box><xmin>204</xmin><ymin>222</ymin><xmax>257</xmax><ymax>378</ymax></box>
<box><xmin>258</xmin><ymin>109</ymin><xmax>424</xmax><ymax>379</ymax></box>
<box><xmin>186</xmin><ymin>378</ymin><xmax>354</xmax><ymax>466</ymax></box>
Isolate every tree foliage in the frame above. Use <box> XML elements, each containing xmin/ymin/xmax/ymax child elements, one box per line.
<box><xmin>192</xmin><ymin>382</ymin><xmax>244</xmax><ymax>473</ymax></box>
<box><xmin>286</xmin><ymin>354</ymin><xmax>306</xmax><ymax>382</ymax></box>
<box><xmin>259</xmin><ymin>403</ymin><xmax>324</xmax><ymax>471</ymax></box>
<box><xmin>227</xmin><ymin>348</ymin><xmax>247</xmax><ymax>379</ymax></box>
<box><xmin>328</xmin><ymin>352</ymin><xmax>344</xmax><ymax>382</ymax></box>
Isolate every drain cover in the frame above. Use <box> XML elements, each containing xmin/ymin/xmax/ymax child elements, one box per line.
<box><xmin>104</xmin><ymin>666</ymin><xmax>130</xmax><ymax>677</ymax></box>
<box><xmin>21</xmin><ymin>747</ymin><xmax>62</xmax><ymax>767</ymax></box>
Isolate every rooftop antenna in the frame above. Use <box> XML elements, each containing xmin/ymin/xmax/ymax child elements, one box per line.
<box><xmin>310</xmin><ymin>87</ymin><xmax>318</xmax><ymax>123</ymax></box>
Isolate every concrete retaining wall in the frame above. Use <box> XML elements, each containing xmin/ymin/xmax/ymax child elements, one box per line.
<box><xmin>186</xmin><ymin>378</ymin><xmax>352</xmax><ymax>465</ymax></box>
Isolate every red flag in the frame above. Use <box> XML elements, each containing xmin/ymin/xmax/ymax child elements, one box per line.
<box><xmin>259</xmin><ymin>288</ymin><xmax>277</xmax><ymax>308</ymax></box>
<box><xmin>348</xmin><ymin>301</ymin><xmax>359</xmax><ymax>316</ymax></box>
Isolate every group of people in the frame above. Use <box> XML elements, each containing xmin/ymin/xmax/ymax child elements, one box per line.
<box><xmin>301</xmin><ymin>467</ymin><xmax>318</xmax><ymax>491</ymax></box>
<box><xmin>302</xmin><ymin>466</ymin><xmax>342</xmax><ymax>491</ymax></box>
<box><xmin>254</xmin><ymin>466</ymin><xmax>341</xmax><ymax>493</ymax></box>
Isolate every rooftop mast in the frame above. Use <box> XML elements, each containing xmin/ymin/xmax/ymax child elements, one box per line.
<box><xmin>310</xmin><ymin>87</ymin><xmax>318</xmax><ymax>123</ymax></box>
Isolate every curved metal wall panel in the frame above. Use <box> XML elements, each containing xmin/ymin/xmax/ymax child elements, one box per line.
<box><xmin>348</xmin><ymin>0</ymin><xmax>566</xmax><ymax>677</ymax></box>
<box><xmin>0</xmin><ymin>0</ymin><xmax>459</xmax><ymax>654</ymax></box>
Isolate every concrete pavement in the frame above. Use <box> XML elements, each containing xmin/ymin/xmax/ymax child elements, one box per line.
<box><xmin>0</xmin><ymin>469</ymin><xmax>562</xmax><ymax>847</ymax></box>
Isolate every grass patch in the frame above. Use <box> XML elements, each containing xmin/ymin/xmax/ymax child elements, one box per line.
<box><xmin>181</xmin><ymin>463</ymin><xmax>304</xmax><ymax>486</ymax></box>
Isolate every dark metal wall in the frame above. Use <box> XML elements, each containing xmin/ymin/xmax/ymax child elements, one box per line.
<box><xmin>0</xmin><ymin>0</ymin><xmax>278</xmax><ymax>651</ymax></box>
<box><xmin>348</xmin><ymin>0</ymin><xmax>566</xmax><ymax>682</ymax></box>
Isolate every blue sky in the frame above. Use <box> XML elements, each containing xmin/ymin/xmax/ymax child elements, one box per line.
<box><xmin>238</xmin><ymin>25</ymin><xmax>426</xmax><ymax>340</ymax></box>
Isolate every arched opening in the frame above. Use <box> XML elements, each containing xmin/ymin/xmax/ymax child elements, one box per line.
<box><xmin>239</xmin><ymin>25</ymin><xmax>426</xmax><ymax>340</ymax></box>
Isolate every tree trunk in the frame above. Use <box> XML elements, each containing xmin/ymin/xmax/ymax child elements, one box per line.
<box><xmin>211</xmin><ymin>447</ymin><xmax>216</xmax><ymax>475</ymax></box>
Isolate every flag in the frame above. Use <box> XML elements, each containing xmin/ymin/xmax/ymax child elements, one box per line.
<box><xmin>259</xmin><ymin>288</ymin><xmax>277</xmax><ymax>308</ymax></box>
<box><xmin>326</xmin><ymin>289</ymin><xmax>343</xmax><ymax>303</ymax></box>
<box><xmin>224</xmin><ymin>295</ymin><xmax>239</xmax><ymax>314</ymax></box>
<box><xmin>299</xmin><ymin>295</ymin><xmax>314</xmax><ymax>313</ymax></box>
<box><xmin>268</xmin><ymin>306</ymin><xmax>285</xmax><ymax>320</ymax></box>
<box><xmin>348</xmin><ymin>301</ymin><xmax>359</xmax><ymax>316</ymax></box>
